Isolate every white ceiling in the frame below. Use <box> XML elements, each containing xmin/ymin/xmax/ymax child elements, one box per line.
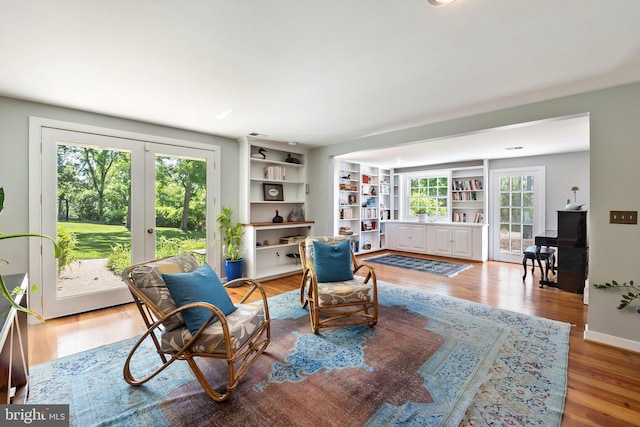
<box><xmin>1</xmin><ymin>0</ymin><xmax>638</xmax><ymax>156</ymax></box>
<box><xmin>339</xmin><ymin>113</ymin><xmax>590</xmax><ymax>168</ymax></box>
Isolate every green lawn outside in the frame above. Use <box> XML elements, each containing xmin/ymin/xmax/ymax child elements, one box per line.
<box><xmin>59</xmin><ymin>221</ymin><xmax>206</xmax><ymax>259</ymax></box>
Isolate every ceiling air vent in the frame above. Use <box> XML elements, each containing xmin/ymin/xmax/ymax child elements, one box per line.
<box><xmin>248</xmin><ymin>132</ymin><xmax>269</xmax><ymax>139</ymax></box>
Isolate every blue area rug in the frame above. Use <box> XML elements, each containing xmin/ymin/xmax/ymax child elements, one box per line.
<box><xmin>364</xmin><ymin>254</ymin><xmax>472</xmax><ymax>277</ymax></box>
<box><xmin>28</xmin><ymin>282</ymin><xmax>569</xmax><ymax>426</ymax></box>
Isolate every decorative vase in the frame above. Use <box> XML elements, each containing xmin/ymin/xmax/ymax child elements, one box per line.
<box><xmin>225</xmin><ymin>258</ymin><xmax>244</xmax><ymax>283</ymax></box>
<box><xmin>417</xmin><ymin>213</ymin><xmax>427</xmax><ymax>222</ymax></box>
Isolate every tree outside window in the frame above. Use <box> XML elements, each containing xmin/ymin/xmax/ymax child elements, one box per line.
<box><xmin>408</xmin><ymin>176</ymin><xmax>449</xmax><ymax>221</ymax></box>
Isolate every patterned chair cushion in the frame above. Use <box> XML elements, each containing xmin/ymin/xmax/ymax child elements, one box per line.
<box><xmin>161</xmin><ymin>303</ymin><xmax>266</xmax><ymax>354</ymax></box>
<box><xmin>131</xmin><ymin>253</ymin><xmax>200</xmax><ymax>331</ymax></box>
<box><xmin>316</xmin><ymin>279</ymin><xmax>372</xmax><ymax>306</ymax></box>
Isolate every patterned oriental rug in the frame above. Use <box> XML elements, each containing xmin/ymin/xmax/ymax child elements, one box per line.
<box><xmin>364</xmin><ymin>254</ymin><xmax>472</xmax><ymax>277</ymax></box>
<box><xmin>29</xmin><ymin>282</ymin><xmax>569</xmax><ymax>427</ymax></box>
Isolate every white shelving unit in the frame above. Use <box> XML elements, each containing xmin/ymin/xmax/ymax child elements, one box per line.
<box><xmin>334</xmin><ymin>160</ymin><xmax>385</xmax><ymax>254</ymax></box>
<box><xmin>451</xmin><ymin>164</ymin><xmax>487</xmax><ymax>224</ymax></box>
<box><xmin>359</xmin><ymin>164</ymin><xmax>380</xmax><ymax>253</ymax></box>
<box><xmin>378</xmin><ymin>168</ymin><xmax>391</xmax><ymax>248</ymax></box>
<box><xmin>239</xmin><ymin>137</ymin><xmax>313</xmax><ymax>280</ymax></box>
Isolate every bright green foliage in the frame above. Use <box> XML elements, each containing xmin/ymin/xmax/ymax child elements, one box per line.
<box><xmin>216</xmin><ymin>207</ymin><xmax>244</xmax><ymax>260</ymax></box>
<box><xmin>56</xmin><ymin>224</ymin><xmax>77</xmax><ymax>273</ymax></box>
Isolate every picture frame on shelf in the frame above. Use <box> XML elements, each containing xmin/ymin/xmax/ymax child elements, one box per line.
<box><xmin>263</xmin><ymin>183</ymin><xmax>284</xmax><ymax>201</ymax></box>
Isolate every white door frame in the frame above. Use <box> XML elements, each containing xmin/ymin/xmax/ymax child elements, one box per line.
<box><xmin>29</xmin><ymin>117</ymin><xmax>221</xmax><ymax>319</ymax></box>
<box><xmin>489</xmin><ymin>166</ymin><xmax>545</xmax><ymax>263</ymax></box>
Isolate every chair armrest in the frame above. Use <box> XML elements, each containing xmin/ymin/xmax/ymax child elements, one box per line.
<box><xmin>354</xmin><ymin>262</ymin><xmax>377</xmax><ymax>286</ymax></box>
<box><xmin>224</xmin><ymin>277</ymin><xmax>271</xmax><ymax>322</ymax></box>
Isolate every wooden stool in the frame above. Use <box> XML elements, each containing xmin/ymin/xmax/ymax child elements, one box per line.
<box><xmin>522</xmin><ymin>245</ymin><xmax>555</xmax><ymax>281</ymax></box>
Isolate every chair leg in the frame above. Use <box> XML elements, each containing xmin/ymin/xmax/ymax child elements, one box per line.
<box><xmin>522</xmin><ymin>256</ymin><xmax>528</xmax><ymax>280</ymax></box>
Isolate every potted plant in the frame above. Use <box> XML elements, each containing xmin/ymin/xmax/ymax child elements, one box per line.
<box><xmin>216</xmin><ymin>207</ymin><xmax>245</xmax><ymax>281</ymax></box>
<box><xmin>416</xmin><ymin>208</ymin><xmax>428</xmax><ymax>222</ymax></box>
<box><xmin>0</xmin><ymin>187</ymin><xmax>60</xmax><ymax>321</ymax></box>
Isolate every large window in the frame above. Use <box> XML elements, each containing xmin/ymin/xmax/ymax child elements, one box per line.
<box><xmin>408</xmin><ymin>175</ymin><xmax>449</xmax><ymax>221</ymax></box>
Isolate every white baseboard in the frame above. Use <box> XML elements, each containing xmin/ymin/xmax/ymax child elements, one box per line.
<box><xmin>584</xmin><ymin>324</ymin><xmax>640</xmax><ymax>353</ymax></box>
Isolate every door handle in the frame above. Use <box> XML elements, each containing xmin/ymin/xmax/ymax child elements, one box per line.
<box><xmin>147</xmin><ymin>228</ymin><xmax>155</xmax><ymax>234</ymax></box>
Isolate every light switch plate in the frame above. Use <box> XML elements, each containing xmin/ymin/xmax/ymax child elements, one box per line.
<box><xmin>610</xmin><ymin>210</ymin><xmax>638</xmax><ymax>224</ymax></box>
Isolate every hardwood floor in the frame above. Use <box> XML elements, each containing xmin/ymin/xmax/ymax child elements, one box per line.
<box><xmin>28</xmin><ymin>251</ymin><xmax>640</xmax><ymax>426</ymax></box>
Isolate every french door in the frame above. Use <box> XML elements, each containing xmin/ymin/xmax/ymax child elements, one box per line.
<box><xmin>490</xmin><ymin>167</ymin><xmax>545</xmax><ymax>263</ymax></box>
<box><xmin>35</xmin><ymin>125</ymin><xmax>217</xmax><ymax>319</ymax></box>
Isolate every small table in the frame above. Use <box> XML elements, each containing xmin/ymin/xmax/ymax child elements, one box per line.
<box><xmin>0</xmin><ymin>273</ymin><xmax>29</xmax><ymax>404</ymax></box>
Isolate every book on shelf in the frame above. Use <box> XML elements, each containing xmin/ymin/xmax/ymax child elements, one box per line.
<box><xmin>473</xmin><ymin>212</ymin><xmax>484</xmax><ymax>223</ymax></box>
<box><xmin>279</xmin><ymin>235</ymin><xmax>307</xmax><ymax>244</ymax></box>
<box><xmin>339</xmin><ymin>226</ymin><xmax>353</xmax><ymax>235</ymax></box>
<box><xmin>264</xmin><ymin>165</ymin><xmax>286</xmax><ymax>181</ymax></box>
<box><xmin>453</xmin><ymin>212</ymin><xmax>467</xmax><ymax>222</ymax></box>
<box><xmin>452</xmin><ymin>179</ymin><xmax>483</xmax><ymax>191</ymax></box>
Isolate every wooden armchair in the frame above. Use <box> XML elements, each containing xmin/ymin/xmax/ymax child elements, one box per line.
<box><xmin>121</xmin><ymin>253</ymin><xmax>270</xmax><ymax>402</ymax></box>
<box><xmin>299</xmin><ymin>236</ymin><xmax>378</xmax><ymax>333</ymax></box>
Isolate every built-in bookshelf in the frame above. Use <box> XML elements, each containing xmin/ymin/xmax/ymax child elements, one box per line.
<box><xmin>239</xmin><ymin>137</ymin><xmax>313</xmax><ymax>279</ymax></box>
<box><xmin>335</xmin><ymin>160</ymin><xmax>387</xmax><ymax>254</ymax></box>
<box><xmin>451</xmin><ymin>166</ymin><xmax>486</xmax><ymax>223</ymax></box>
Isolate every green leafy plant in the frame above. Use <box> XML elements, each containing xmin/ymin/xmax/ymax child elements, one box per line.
<box><xmin>593</xmin><ymin>280</ymin><xmax>640</xmax><ymax>310</ymax></box>
<box><xmin>56</xmin><ymin>224</ymin><xmax>77</xmax><ymax>274</ymax></box>
<box><xmin>216</xmin><ymin>207</ymin><xmax>244</xmax><ymax>260</ymax></box>
<box><xmin>0</xmin><ymin>187</ymin><xmax>60</xmax><ymax>321</ymax></box>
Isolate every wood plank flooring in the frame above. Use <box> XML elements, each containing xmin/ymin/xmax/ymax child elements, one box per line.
<box><xmin>28</xmin><ymin>251</ymin><xmax>640</xmax><ymax>426</ymax></box>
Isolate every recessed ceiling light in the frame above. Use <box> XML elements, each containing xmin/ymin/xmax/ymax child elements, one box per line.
<box><xmin>505</xmin><ymin>146</ymin><xmax>524</xmax><ymax>151</ymax></box>
<box><xmin>288</xmin><ymin>141</ymin><xmax>297</xmax><ymax>146</ymax></box>
<box><xmin>427</xmin><ymin>0</ymin><xmax>455</xmax><ymax>6</ymax></box>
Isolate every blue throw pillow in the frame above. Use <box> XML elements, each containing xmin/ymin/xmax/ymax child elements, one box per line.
<box><xmin>312</xmin><ymin>239</ymin><xmax>354</xmax><ymax>282</ymax></box>
<box><xmin>162</xmin><ymin>263</ymin><xmax>237</xmax><ymax>336</ymax></box>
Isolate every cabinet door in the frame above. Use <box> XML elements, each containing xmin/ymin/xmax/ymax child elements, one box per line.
<box><xmin>395</xmin><ymin>224</ymin><xmax>412</xmax><ymax>250</ymax></box>
<box><xmin>433</xmin><ymin>227</ymin><xmax>453</xmax><ymax>256</ymax></box>
<box><xmin>451</xmin><ymin>227</ymin><xmax>473</xmax><ymax>258</ymax></box>
<box><xmin>410</xmin><ymin>225</ymin><xmax>427</xmax><ymax>253</ymax></box>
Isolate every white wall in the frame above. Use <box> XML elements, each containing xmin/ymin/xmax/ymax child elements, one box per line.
<box><xmin>489</xmin><ymin>151</ymin><xmax>590</xmax><ymax>231</ymax></box>
<box><xmin>307</xmin><ymin>81</ymin><xmax>640</xmax><ymax>350</ymax></box>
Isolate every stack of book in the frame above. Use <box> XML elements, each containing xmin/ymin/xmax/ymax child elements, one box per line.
<box><xmin>339</xmin><ymin>226</ymin><xmax>354</xmax><ymax>235</ymax></box>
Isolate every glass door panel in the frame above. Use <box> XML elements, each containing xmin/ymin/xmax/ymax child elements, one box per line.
<box><xmin>491</xmin><ymin>168</ymin><xmax>544</xmax><ymax>263</ymax></box>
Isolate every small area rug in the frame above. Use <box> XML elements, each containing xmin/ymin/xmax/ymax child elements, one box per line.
<box><xmin>364</xmin><ymin>254</ymin><xmax>472</xmax><ymax>277</ymax></box>
<box><xmin>29</xmin><ymin>282</ymin><xmax>569</xmax><ymax>426</ymax></box>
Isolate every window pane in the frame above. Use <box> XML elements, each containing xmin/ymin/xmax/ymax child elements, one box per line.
<box><xmin>523</xmin><ymin>208</ymin><xmax>533</xmax><ymax>224</ymax></box>
<box><xmin>511</xmin><ymin>208</ymin><xmax>522</xmax><ymax>223</ymax></box>
<box><xmin>511</xmin><ymin>193</ymin><xmax>522</xmax><ymax>207</ymax></box>
<box><xmin>523</xmin><ymin>225</ymin><xmax>533</xmax><ymax>239</ymax></box>
<box><xmin>500</xmin><ymin>177</ymin><xmax>510</xmax><ymax>192</ymax></box>
<box><xmin>500</xmin><ymin>208</ymin><xmax>510</xmax><ymax>222</ymax></box>
<box><xmin>500</xmin><ymin>193</ymin><xmax>510</xmax><ymax>207</ymax></box>
<box><xmin>511</xmin><ymin>176</ymin><xmax>521</xmax><ymax>191</ymax></box>
<box><xmin>522</xmin><ymin>192</ymin><xmax>533</xmax><ymax>207</ymax></box>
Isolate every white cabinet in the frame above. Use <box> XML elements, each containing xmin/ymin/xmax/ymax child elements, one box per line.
<box><xmin>431</xmin><ymin>225</ymin><xmax>473</xmax><ymax>258</ymax></box>
<box><xmin>391</xmin><ymin>223</ymin><xmax>427</xmax><ymax>253</ymax></box>
<box><xmin>427</xmin><ymin>223</ymin><xmax>487</xmax><ymax>261</ymax></box>
<box><xmin>239</xmin><ymin>137</ymin><xmax>313</xmax><ymax>280</ymax></box>
<box><xmin>386</xmin><ymin>221</ymin><xmax>488</xmax><ymax>261</ymax></box>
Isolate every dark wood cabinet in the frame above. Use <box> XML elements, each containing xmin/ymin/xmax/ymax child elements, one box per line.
<box><xmin>535</xmin><ymin>211</ymin><xmax>588</xmax><ymax>293</ymax></box>
<box><xmin>556</xmin><ymin>210</ymin><xmax>588</xmax><ymax>293</ymax></box>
